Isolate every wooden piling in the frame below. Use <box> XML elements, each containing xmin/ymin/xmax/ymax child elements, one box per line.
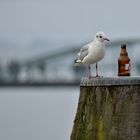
<box><xmin>71</xmin><ymin>77</ymin><xmax>140</xmax><ymax>140</ymax></box>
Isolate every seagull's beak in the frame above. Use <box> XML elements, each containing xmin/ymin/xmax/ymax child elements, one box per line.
<box><xmin>104</xmin><ymin>38</ymin><xmax>110</xmax><ymax>41</ymax></box>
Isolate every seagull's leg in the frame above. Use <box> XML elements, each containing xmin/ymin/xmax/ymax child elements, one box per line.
<box><xmin>96</xmin><ymin>63</ymin><xmax>99</xmax><ymax>77</ymax></box>
<box><xmin>88</xmin><ymin>64</ymin><xmax>92</xmax><ymax>79</ymax></box>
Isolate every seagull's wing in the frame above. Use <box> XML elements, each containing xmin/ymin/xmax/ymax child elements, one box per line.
<box><xmin>77</xmin><ymin>44</ymin><xmax>89</xmax><ymax>61</ymax></box>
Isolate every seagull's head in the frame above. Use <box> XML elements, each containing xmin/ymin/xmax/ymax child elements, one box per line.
<box><xmin>95</xmin><ymin>31</ymin><xmax>110</xmax><ymax>43</ymax></box>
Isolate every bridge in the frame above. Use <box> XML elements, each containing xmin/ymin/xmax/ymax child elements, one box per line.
<box><xmin>0</xmin><ymin>38</ymin><xmax>140</xmax><ymax>85</ymax></box>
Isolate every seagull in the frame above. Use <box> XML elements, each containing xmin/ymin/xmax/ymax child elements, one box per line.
<box><xmin>75</xmin><ymin>31</ymin><xmax>109</xmax><ymax>78</ymax></box>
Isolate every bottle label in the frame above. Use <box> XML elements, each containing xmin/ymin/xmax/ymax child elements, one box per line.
<box><xmin>125</xmin><ymin>63</ymin><xmax>131</xmax><ymax>71</ymax></box>
<box><xmin>125</xmin><ymin>64</ymin><xmax>129</xmax><ymax>70</ymax></box>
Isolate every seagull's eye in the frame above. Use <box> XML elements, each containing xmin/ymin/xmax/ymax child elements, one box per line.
<box><xmin>99</xmin><ymin>35</ymin><xmax>102</xmax><ymax>38</ymax></box>
<box><xmin>96</xmin><ymin>35</ymin><xmax>98</xmax><ymax>38</ymax></box>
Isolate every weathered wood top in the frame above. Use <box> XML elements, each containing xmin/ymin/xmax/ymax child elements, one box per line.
<box><xmin>81</xmin><ymin>76</ymin><xmax>140</xmax><ymax>86</ymax></box>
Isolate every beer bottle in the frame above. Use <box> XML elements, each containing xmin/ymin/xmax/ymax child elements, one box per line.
<box><xmin>118</xmin><ymin>44</ymin><xmax>130</xmax><ymax>76</ymax></box>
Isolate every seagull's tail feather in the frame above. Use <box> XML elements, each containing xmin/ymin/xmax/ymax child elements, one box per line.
<box><xmin>74</xmin><ymin>59</ymin><xmax>82</xmax><ymax>66</ymax></box>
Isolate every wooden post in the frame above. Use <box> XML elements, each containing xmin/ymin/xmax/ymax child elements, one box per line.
<box><xmin>71</xmin><ymin>77</ymin><xmax>140</xmax><ymax>140</ymax></box>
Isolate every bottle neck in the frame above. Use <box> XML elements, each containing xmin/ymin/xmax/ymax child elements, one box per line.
<box><xmin>120</xmin><ymin>48</ymin><xmax>128</xmax><ymax>55</ymax></box>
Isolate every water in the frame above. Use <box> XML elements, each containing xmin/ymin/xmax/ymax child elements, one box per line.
<box><xmin>0</xmin><ymin>87</ymin><xmax>79</xmax><ymax>140</ymax></box>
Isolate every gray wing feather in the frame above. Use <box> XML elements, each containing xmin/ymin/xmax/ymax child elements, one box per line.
<box><xmin>77</xmin><ymin>45</ymin><xmax>89</xmax><ymax>60</ymax></box>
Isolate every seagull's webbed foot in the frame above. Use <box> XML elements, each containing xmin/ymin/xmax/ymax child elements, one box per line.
<box><xmin>88</xmin><ymin>76</ymin><xmax>95</xmax><ymax>79</ymax></box>
<box><xmin>88</xmin><ymin>75</ymin><xmax>103</xmax><ymax>79</ymax></box>
<box><xmin>95</xmin><ymin>75</ymin><xmax>103</xmax><ymax>78</ymax></box>
<box><xmin>96</xmin><ymin>74</ymin><xmax>99</xmax><ymax>77</ymax></box>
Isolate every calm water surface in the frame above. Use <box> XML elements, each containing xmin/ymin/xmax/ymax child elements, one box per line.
<box><xmin>0</xmin><ymin>87</ymin><xmax>79</xmax><ymax>140</ymax></box>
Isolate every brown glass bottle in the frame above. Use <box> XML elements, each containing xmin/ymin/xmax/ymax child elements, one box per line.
<box><xmin>118</xmin><ymin>44</ymin><xmax>130</xmax><ymax>76</ymax></box>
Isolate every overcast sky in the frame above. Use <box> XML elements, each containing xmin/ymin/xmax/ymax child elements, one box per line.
<box><xmin>0</xmin><ymin>0</ymin><xmax>140</xmax><ymax>45</ymax></box>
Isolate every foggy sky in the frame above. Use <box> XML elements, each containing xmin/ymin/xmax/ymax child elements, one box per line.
<box><xmin>0</xmin><ymin>0</ymin><xmax>140</xmax><ymax>44</ymax></box>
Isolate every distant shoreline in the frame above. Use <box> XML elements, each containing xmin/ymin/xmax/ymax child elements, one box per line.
<box><xmin>0</xmin><ymin>81</ymin><xmax>80</xmax><ymax>87</ymax></box>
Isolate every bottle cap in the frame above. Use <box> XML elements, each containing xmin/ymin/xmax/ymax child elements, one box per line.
<box><xmin>121</xmin><ymin>44</ymin><xmax>126</xmax><ymax>49</ymax></box>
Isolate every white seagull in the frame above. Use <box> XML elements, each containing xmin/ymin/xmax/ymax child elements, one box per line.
<box><xmin>75</xmin><ymin>31</ymin><xmax>109</xmax><ymax>78</ymax></box>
